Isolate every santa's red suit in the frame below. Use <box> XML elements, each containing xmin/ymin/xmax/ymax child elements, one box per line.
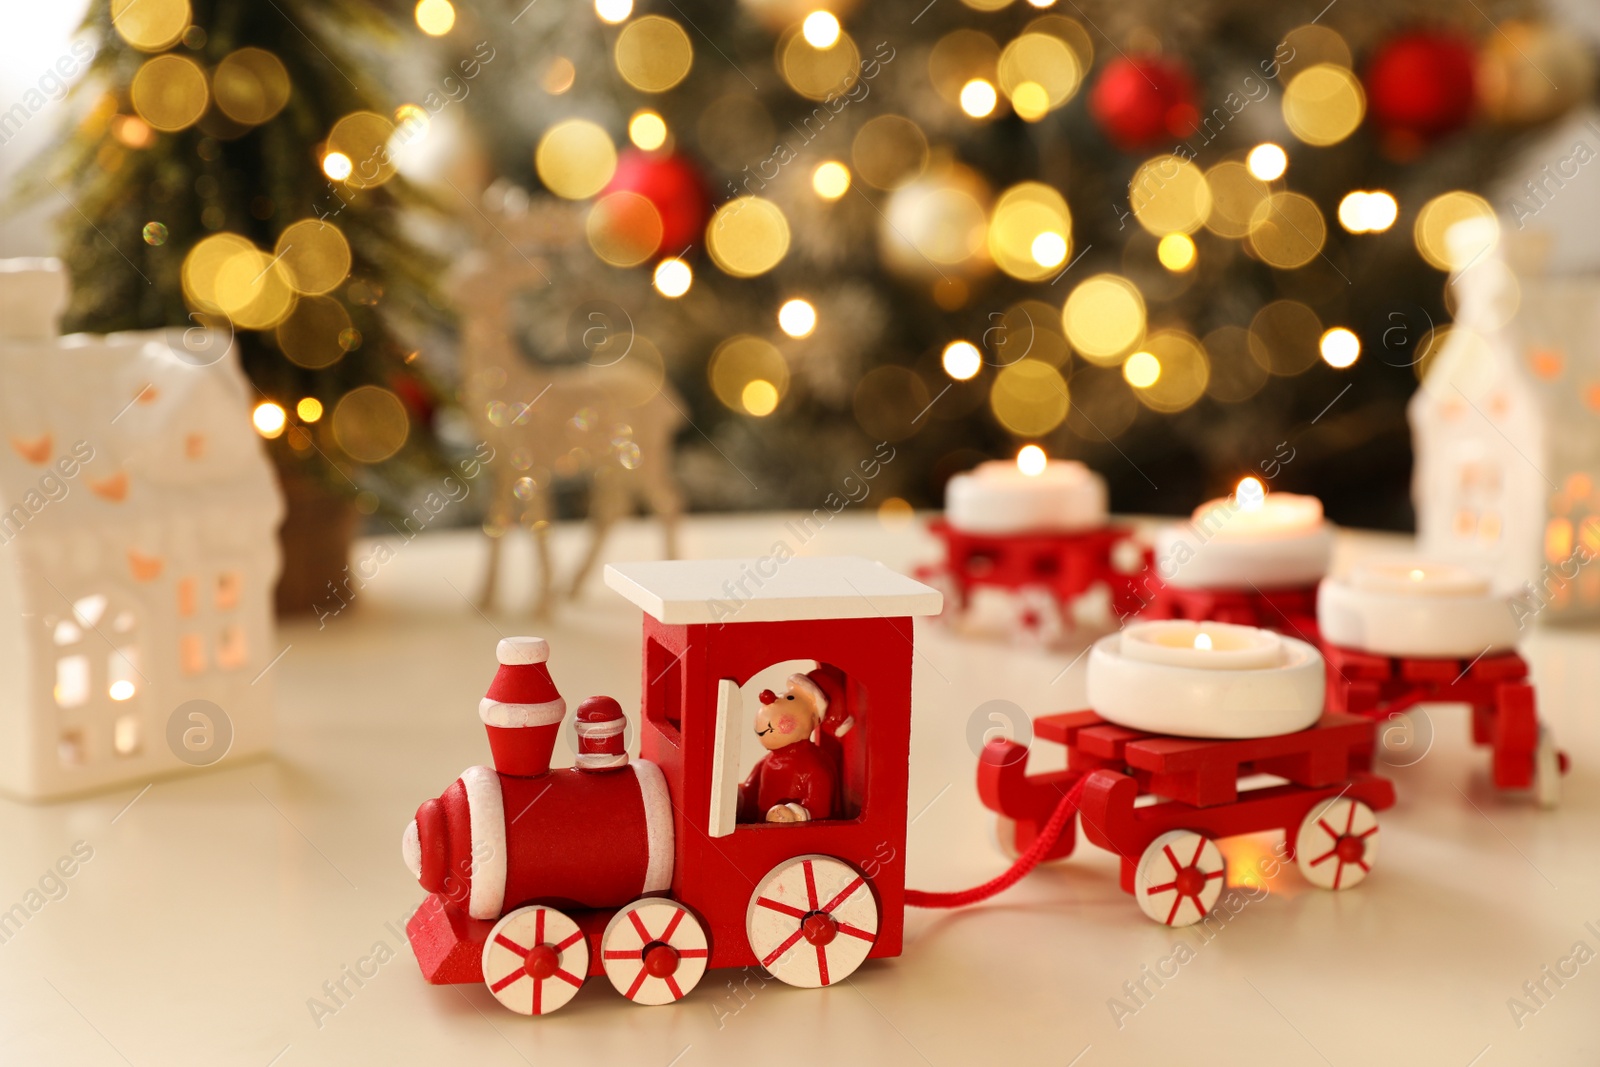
<box><xmin>738</xmin><ymin>740</ymin><xmax>836</xmax><ymax>822</ymax></box>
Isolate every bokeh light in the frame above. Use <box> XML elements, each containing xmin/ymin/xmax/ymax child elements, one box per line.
<box><xmin>587</xmin><ymin>191</ymin><xmax>664</xmax><ymax>267</ymax></box>
<box><xmin>1157</xmin><ymin>233</ymin><xmax>1196</xmax><ymax>272</ymax></box>
<box><xmin>213</xmin><ymin>49</ymin><xmax>291</xmax><ymax>126</ymax></box>
<box><xmin>1130</xmin><ymin>155</ymin><xmax>1212</xmax><ymax>235</ymax></box>
<box><xmin>812</xmin><ymin>161</ymin><xmax>851</xmax><ymax>199</ymax></box>
<box><xmin>942</xmin><ymin>340</ymin><xmax>982</xmax><ymax>380</ymax></box>
<box><xmin>276</xmin><ymin>295</ymin><xmax>353</xmax><ymax>369</ymax></box>
<box><xmin>653</xmin><ymin>257</ymin><xmax>693</xmax><ymax>297</ymax></box>
<box><xmin>1203</xmin><ymin>161</ymin><xmax>1271</xmax><ymax>238</ymax></box>
<box><xmin>802</xmin><ymin>11</ymin><xmax>841</xmax><ymax>48</ymax></box>
<box><xmin>989</xmin><ymin>181</ymin><xmax>1071</xmax><ymax>281</ymax></box>
<box><xmin>930</xmin><ymin>30</ymin><xmax>1000</xmax><ymax>107</ymax></box>
<box><xmin>628</xmin><ymin>110</ymin><xmax>668</xmax><ymax>150</ymax></box>
<box><xmin>1282</xmin><ymin>64</ymin><xmax>1365</xmax><ymax>146</ymax></box>
<box><xmin>960</xmin><ymin>78</ymin><xmax>999</xmax><ymax>117</ymax></box>
<box><xmin>414</xmin><ymin>0</ymin><xmax>456</xmax><ymax>35</ymax></box>
<box><xmin>706</xmin><ymin>197</ymin><xmax>791</xmax><ymax>277</ymax></box>
<box><xmin>536</xmin><ymin>119</ymin><xmax>618</xmax><ymax>199</ymax></box>
<box><xmin>742</xmin><ymin>380</ymin><xmax>780</xmax><ymax>416</ymax></box>
<box><xmin>332</xmin><ymin>386</ymin><xmax>410</xmax><ymax>462</ymax></box>
<box><xmin>112</xmin><ymin>0</ymin><xmax>190</xmax><ymax>52</ymax></box>
<box><xmin>1202</xmin><ymin>325</ymin><xmax>1269</xmax><ymax>403</ymax></box>
<box><xmin>1132</xmin><ymin>330</ymin><xmax>1209</xmax><ymax>412</ymax></box>
<box><xmin>782</xmin><ymin>28</ymin><xmax>860</xmax><ymax>100</ymax></box>
<box><xmin>595</xmin><ymin>0</ymin><xmax>632</xmax><ymax>23</ymax></box>
<box><xmin>1011</xmin><ymin>82</ymin><xmax>1051</xmax><ymax>121</ymax></box>
<box><xmin>710</xmin><ymin>335</ymin><xmax>790</xmax><ymax>414</ymax></box>
<box><xmin>1123</xmin><ymin>351</ymin><xmax>1161</xmax><ymax>388</ymax></box>
<box><xmin>778</xmin><ymin>298</ymin><xmax>817</xmax><ymax>338</ymax></box>
<box><xmin>130</xmin><ymin>55</ymin><xmax>209</xmax><ymax>132</ymax></box>
<box><xmin>297</xmin><ymin>397</ymin><xmax>324</xmax><ymax>422</ymax></box>
<box><xmin>327</xmin><ymin>111</ymin><xmax>398</xmax><ymax>189</ymax></box>
<box><xmin>998</xmin><ymin>33</ymin><xmax>1080</xmax><ymax>112</ymax></box>
<box><xmin>322</xmin><ymin>152</ymin><xmax>353</xmax><ymax>181</ymax></box>
<box><xmin>1249</xmin><ymin>300</ymin><xmax>1323</xmax><ymax>376</ymax></box>
<box><xmin>1246</xmin><ymin>143</ymin><xmax>1288</xmax><ymax>181</ymax></box>
<box><xmin>615</xmin><ymin>16</ymin><xmax>694</xmax><ymax>93</ymax></box>
<box><xmin>1062</xmin><ymin>274</ymin><xmax>1146</xmax><ymax>363</ymax></box>
<box><xmin>853</xmin><ymin>115</ymin><xmax>929</xmax><ymax>189</ymax></box>
<box><xmin>252</xmin><ymin>402</ymin><xmax>286</xmax><ymax>439</ymax></box>
<box><xmin>1414</xmin><ymin>191</ymin><xmax>1498</xmax><ymax>272</ymax></box>
<box><xmin>1320</xmin><ymin>327</ymin><xmax>1361</xmax><ymax>368</ymax></box>
<box><xmin>990</xmin><ymin>360</ymin><xmax>1069</xmax><ymax>435</ymax></box>
<box><xmin>211</xmin><ymin>246</ymin><xmax>296</xmax><ymax>330</ymax></box>
<box><xmin>1247</xmin><ymin>192</ymin><xmax>1326</xmax><ymax>269</ymax></box>
<box><xmin>274</xmin><ymin>220</ymin><xmax>351</xmax><ymax>296</ymax></box>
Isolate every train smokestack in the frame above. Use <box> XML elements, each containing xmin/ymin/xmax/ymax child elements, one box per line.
<box><xmin>480</xmin><ymin>636</ymin><xmax>566</xmax><ymax>777</ymax></box>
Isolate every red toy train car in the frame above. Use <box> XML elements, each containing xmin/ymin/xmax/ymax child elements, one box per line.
<box><xmin>402</xmin><ymin>557</ymin><xmax>942</xmax><ymax>1014</ymax></box>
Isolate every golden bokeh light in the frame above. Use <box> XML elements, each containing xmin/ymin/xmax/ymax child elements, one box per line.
<box><xmin>1130</xmin><ymin>155</ymin><xmax>1212</xmax><ymax>235</ymax></box>
<box><xmin>327</xmin><ymin>111</ymin><xmax>398</xmax><ymax>189</ymax></box>
<box><xmin>322</xmin><ymin>152</ymin><xmax>353</xmax><ymax>181</ymax></box>
<box><xmin>653</xmin><ymin>257</ymin><xmax>693</xmax><ymax>297</ymax></box>
<box><xmin>130</xmin><ymin>55</ymin><xmax>209</xmax><ymax>133</ymax></box>
<box><xmin>1320</xmin><ymin>326</ymin><xmax>1361</xmax><ymax>368</ymax></box>
<box><xmin>587</xmin><ymin>192</ymin><xmax>664</xmax><ymax>267</ymax></box>
<box><xmin>942</xmin><ymin>340</ymin><xmax>982</xmax><ymax>380</ymax></box>
<box><xmin>1246</xmin><ymin>143</ymin><xmax>1288</xmax><ymax>181</ymax></box>
<box><xmin>1062</xmin><ymin>274</ymin><xmax>1146</xmax><ymax>363</ymax></box>
<box><xmin>1202</xmin><ymin>325</ymin><xmax>1270</xmax><ymax>403</ymax></box>
<box><xmin>778</xmin><ymin>298</ymin><xmax>817</xmax><ymax>338</ymax></box>
<box><xmin>855</xmin><ymin>366</ymin><xmax>932</xmax><ymax>442</ymax></box>
<box><xmin>878</xmin><ymin>496</ymin><xmax>914</xmax><ymax>529</ymax></box>
<box><xmin>1026</xmin><ymin>14</ymin><xmax>1093</xmax><ymax>72</ymax></box>
<box><xmin>710</xmin><ymin>335</ymin><xmax>790</xmax><ymax>414</ymax></box>
<box><xmin>1282</xmin><ymin>64</ymin><xmax>1365</xmax><ymax>147</ymax></box>
<box><xmin>998</xmin><ymin>33</ymin><xmax>1080</xmax><ymax>112</ymax></box>
<box><xmin>297</xmin><ymin>397</ymin><xmax>324</xmax><ymax>422</ymax></box>
<box><xmin>274</xmin><ymin>220</ymin><xmax>352</xmax><ymax>296</ymax></box>
<box><xmin>1157</xmin><ymin>232</ymin><xmax>1197</xmax><ymax>272</ymax></box>
<box><xmin>182</xmin><ymin>233</ymin><xmax>255</xmax><ymax>313</ymax></box>
<box><xmin>998</xmin><ymin>300</ymin><xmax>1068</xmax><ymax>367</ymax></box>
<box><xmin>990</xmin><ymin>360</ymin><xmax>1069</xmax><ymax>436</ymax></box>
<box><xmin>812</xmin><ymin>160</ymin><xmax>851</xmax><ymax>199</ymax></box>
<box><xmin>1010</xmin><ymin>82</ymin><xmax>1051</xmax><ymax>121</ymax></box>
<box><xmin>414</xmin><ymin>0</ymin><xmax>456</xmax><ymax>35</ymax></box>
<box><xmin>1203</xmin><ymin>161</ymin><xmax>1271</xmax><ymax>238</ymax></box>
<box><xmin>988</xmin><ymin>181</ymin><xmax>1071</xmax><ymax>281</ymax></box>
<box><xmin>742</xmin><ymin>380</ymin><xmax>780</xmax><ymax>416</ymax></box>
<box><xmin>1247</xmin><ymin>192</ymin><xmax>1326</xmax><ymax>269</ymax></box>
<box><xmin>706</xmin><ymin>197</ymin><xmax>791</xmax><ymax>277</ymax></box>
<box><xmin>276</xmin><ymin>295</ymin><xmax>353</xmax><ymax>369</ymax></box>
<box><xmin>1414</xmin><ymin>191</ymin><xmax>1498</xmax><ymax>272</ymax></box>
<box><xmin>595</xmin><ymin>0</ymin><xmax>632</xmax><ymax>23</ymax></box>
<box><xmin>112</xmin><ymin>0</ymin><xmax>190</xmax><ymax>52</ymax></box>
<box><xmin>1133</xmin><ymin>330</ymin><xmax>1209</xmax><ymax>413</ymax></box>
<box><xmin>536</xmin><ymin>119</ymin><xmax>618</xmax><ymax>200</ymax></box>
<box><xmin>802</xmin><ymin>10</ymin><xmax>841</xmax><ymax>48</ymax></box>
<box><xmin>213</xmin><ymin>246</ymin><xmax>296</xmax><ymax>330</ymax></box>
<box><xmin>332</xmin><ymin>386</ymin><xmax>410</xmax><ymax>463</ymax></box>
<box><xmin>781</xmin><ymin>28</ymin><xmax>860</xmax><ymax>100</ymax></box>
<box><xmin>1249</xmin><ymin>300</ymin><xmax>1323</xmax><ymax>376</ymax></box>
<box><xmin>616</xmin><ymin>16</ymin><xmax>694</xmax><ymax>93</ymax></box>
<box><xmin>852</xmin><ymin>115</ymin><xmax>929</xmax><ymax>189</ymax></box>
<box><xmin>628</xmin><ymin>110</ymin><xmax>668</xmax><ymax>151</ymax></box>
<box><xmin>883</xmin><ymin>167</ymin><xmax>991</xmax><ymax>271</ymax></box>
<box><xmin>1123</xmin><ymin>351</ymin><xmax>1161</xmax><ymax>388</ymax></box>
<box><xmin>1281</xmin><ymin>24</ymin><xmax>1353</xmax><ymax>73</ymax></box>
<box><xmin>542</xmin><ymin>56</ymin><xmax>577</xmax><ymax>94</ymax></box>
<box><xmin>959</xmin><ymin>78</ymin><xmax>999</xmax><ymax>118</ymax></box>
<box><xmin>213</xmin><ymin>49</ymin><xmax>291</xmax><ymax>126</ymax></box>
<box><xmin>252</xmin><ymin>402</ymin><xmax>286</xmax><ymax>439</ymax></box>
<box><xmin>929</xmin><ymin>30</ymin><xmax>1000</xmax><ymax>106</ymax></box>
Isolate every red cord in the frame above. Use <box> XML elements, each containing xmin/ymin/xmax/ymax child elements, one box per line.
<box><xmin>905</xmin><ymin>776</ymin><xmax>1087</xmax><ymax>909</ymax></box>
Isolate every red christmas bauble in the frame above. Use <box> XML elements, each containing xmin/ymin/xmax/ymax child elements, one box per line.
<box><xmin>1365</xmin><ymin>31</ymin><xmax>1478</xmax><ymax>141</ymax></box>
<box><xmin>1089</xmin><ymin>56</ymin><xmax>1199</xmax><ymax>151</ymax></box>
<box><xmin>601</xmin><ymin>151</ymin><xmax>711</xmax><ymax>257</ymax></box>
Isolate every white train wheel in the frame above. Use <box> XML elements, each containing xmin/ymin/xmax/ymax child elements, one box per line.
<box><xmin>601</xmin><ymin>899</ymin><xmax>709</xmax><ymax>1006</ymax></box>
<box><xmin>1295</xmin><ymin>797</ymin><xmax>1379</xmax><ymax>890</ymax></box>
<box><xmin>1134</xmin><ymin>830</ymin><xmax>1225</xmax><ymax>927</ymax></box>
<box><xmin>1534</xmin><ymin>726</ymin><xmax>1562</xmax><ymax>810</ymax></box>
<box><xmin>481</xmin><ymin>905</ymin><xmax>588</xmax><ymax>1015</ymax></box>
<box><xmin>746</xmin><ymin>855</ymin><xmax>878</xmax><ymax>988</ymax></box>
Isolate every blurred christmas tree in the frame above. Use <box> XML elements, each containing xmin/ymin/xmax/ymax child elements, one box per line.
<box><xmin>37</xmin><ymin>0</ymin><xmax>447</xmax><ymax>536</ymax></box>
<box><xmin>431</xmin><ymin>0</ymin><xmax>1588</xmax><ymax>529</ymax></box>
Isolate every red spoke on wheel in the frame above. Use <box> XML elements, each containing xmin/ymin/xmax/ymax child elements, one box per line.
<box><xmin>490</xmin><ymin>968</ymin><xmax>527</xmax><ymax>993</ymax></box>
<box><xmin>603</xmin><ymin>949</ymin><xmax>643</xmax><ymax>960</ymax></box>
<box><xmin>835</xmin><ymin>922</ymin><xmax>875</xmax><ymax>942</ymax></box>
<box><xmin>553</xmin><ymin>968</ymin><xmax>582</xmax><ymax>988</ymax></box>
<box><xmin>556</xmin><ymin>930</ymin><xmax>584</xmax><ymax>952</ymax></box>
<box><xmin>1309</xmin><ymin>847</ymin><xmax>1338</xmax><ymax>866</ymax></box>
<box><xmin>755</xmin><ymin>895</ymin><xmax>808</xmax><ymax>920</ymax></box>
<box><xmin>661</xmin><ymin>908</ymin><xmax>685</xmax><ymax>943</ymax></box>
<box><xmin>1358</xmin><ymin>826</ymin><xmax>1378</xmax><ymax>839</ymax></box>
<box><xmin>626</xmin><ymin>967</ymin><xmax>650</xmax><ymax>999</ymax></box>
<box><xmin>532</xmin><ymin>977</ymin><xmax>542</xmax><ymax>1015</ymax></box>
<box><xmin>1190</xmin><ymin>837</ymin><xmax>1206</xmax><ymax>867</ymax></box>
<box><xmin>816</xmin><ymin>944</ymin><xmax>831</xmax><ymax>986</ymax></box>
<box><xmin>1343</xmin><ymin>803</ymin><xmax>1357</xmax><ymax>835</ymax></box>
<box><xmin>1162</xmin><ymin>844</ymin><xmax>1182</xmax><ymax>874</ymax></box>
<box><xmin>1165</xmin><ymin>894</ymin><xmax>1185</xmax><ymax>925</ymax></box>
<box><xmin>629</xmin><ymin>909</ymin><xmax>652</xmax><ymax>943</ymax></box>
<box><xmin>494</xmin><ymin>934</ymin><xmax>529</xmax><ymax>956</ymax></box>
<box><xmin>1145</xmin><ymin>880</ymin><xmax>1180</xmax><ymax>894</ymax></box>
<box><xmin>678</xmin><ymin>947</ymin><xmax>709</xmax><ymax>958</ymax></box>
<box><xmin>820</xmin><ymin>876</ymin><xmax>866</xmax><ymax>915</ymax></box>
<box><xmin>760</xmin><ymin>928</ymin><xmax>806</xmax><ymax>969</ymax></box>
<box><xmin>665</xmin><ymin>975</ymin><xmax>684</xmax><ymax>1000</ymax></box>
<box><xmin>803</xmin><ymin>861</ymin><xmax>820</xmax><ymax>911</ymax></box>
<box><xmin>1205</xmin><ymin>869</ymin><xmax>1224</xmax><ymax>880</ymax></box>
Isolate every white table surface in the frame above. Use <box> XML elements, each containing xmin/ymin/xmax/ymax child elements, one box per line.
<box><xmin>1</xmin><ymin>513</ymin><xmax>1595</xmax><ymax>1067</ymax></box>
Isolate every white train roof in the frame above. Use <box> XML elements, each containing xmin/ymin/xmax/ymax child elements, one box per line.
<box><xmin>604</xmin><ymin>556</ymin><xmax>943</xmax><ymax>624</ymax></box>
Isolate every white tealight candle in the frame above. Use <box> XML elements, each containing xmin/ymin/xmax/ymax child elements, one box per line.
<box><xmin>1087</xmin><ymin>620</ymin><xmax>1324</xmax><ymax>739</ymax></box>
<box><xmin>945</xmin><ymin>449</ymin><xmax>1109</xmax><ymax>534</ymax></box>
<box><xmin>1154</xmin><ymin>477</ymin><xmax>1333</xmax><ymax>589</ymax></box>
<box><xmin>1120</xmin><ymin>620</ymin><xmax>1284</xmax><ymax>671</ymax></box>
<box><xmin>1319</xmin><ymin>558</ymin><xmax>1517</xmax><ymax>658</ymax></box>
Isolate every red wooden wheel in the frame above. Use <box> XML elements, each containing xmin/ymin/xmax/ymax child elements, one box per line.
<box><xmin>601</xmin><ymin>899</ymin><xmax>709</xmax><ymax>1006</ymax></box>
<box><xmin>481</xmin><ymin>905</ymin><xmax>588</xmax><ymax>1015</ymax></box>
<box><xmin>1133</xmin><ymin>830</ymin><xmax>1225</xmax><ymax>926</ymax></box>
<box><xmin>1295</xmin><ymin>797</ymin><xmax>1378</xmax><ymax>890</ymax></box>
<box><xmin>746</xmin><ymin>855</ymin><xmax>877</xmax><ymax>987</ymax></box>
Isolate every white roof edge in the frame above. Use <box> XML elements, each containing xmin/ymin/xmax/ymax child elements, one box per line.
<box><xmin>604</xmin><ymin>556</ymin><xmax>943</xmax><ymax>625</ymax></box>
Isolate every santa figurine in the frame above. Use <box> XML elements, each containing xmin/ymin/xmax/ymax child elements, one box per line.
<box><xmin>738</xmin><ymin>673</ymin><xmax>838</xmax><ymax>824</ymax></box>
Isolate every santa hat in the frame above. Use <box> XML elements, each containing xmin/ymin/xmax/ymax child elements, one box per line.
<box><xmin>574</xmin><ymin>696</ymin><xmax>629</xmax><ymax>773</ymax></box>
<box><xmin>804</xmin><ymin>669</ymin><xmax>854</xmax><ymax>738</ymax></box>
<box><xmin>481</xmin><ymin>637</ymin><xmax>566</xmax><ymax>777</ymax></box>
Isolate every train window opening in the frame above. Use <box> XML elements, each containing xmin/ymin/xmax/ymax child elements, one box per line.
<box><xmin>729</xmin><ymin>659</ymin><xmax>861</xmax><ymax>827</ymax></box>
<box><xmin>643</xmin><ymin>637</ymin><xmax>684</xmax><ymax>741</ymax></box>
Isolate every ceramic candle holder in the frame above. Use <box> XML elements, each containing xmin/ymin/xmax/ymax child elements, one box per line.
<box><xmin>945</xmin><ymin>457</ymin><xmax>1108</xmax><ymax>535</ymax></box>
<box><xmin>1319</xmin><ymin>560</ymin><xmax>1518</xmax><ymax>658</ymax></box>
<box><xmin>1154</xmin><ymin>481</ymin><xmax>1333</xmax><ymax>590</ymax></box>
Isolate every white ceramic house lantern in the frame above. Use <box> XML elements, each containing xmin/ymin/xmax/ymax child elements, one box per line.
<box><xmin>0</xmin><ymin>260</ymin><xmax>282</xmax><ymax>800</ymax></box>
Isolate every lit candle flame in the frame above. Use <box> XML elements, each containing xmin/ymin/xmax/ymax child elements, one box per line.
<box><xmin>1409</xmin><ymin>568</ymin><xmax>1425</xmax><ymax>581</ymax></box>
<box><xmin>1193</xmin><ymin>632</ymin><xmax>1213</xmax><ymax>651</ymax></box>
<box><xmin>1235</xmin><ymin>476</ymin><xmax>1265</xmax><ymax>512</ymax></box>
<box><xmin>1016</xmin><ymin>444</ymin><xmax>1047</xmax><ymax>477</ymax></box>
